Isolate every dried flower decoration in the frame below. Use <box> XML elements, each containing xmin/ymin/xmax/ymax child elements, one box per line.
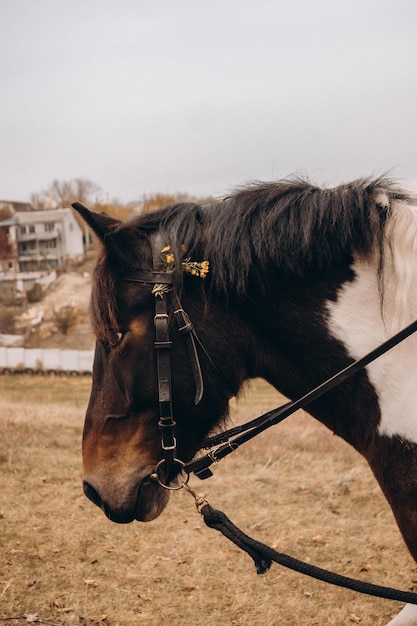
<box><xmin>152</xmin><ymin>246</ymin><xmax>209</xmax><ymax>298</ymax></box>
<box><xmin>182</xmin><ymin>258</ymin><xmax>209</xmax><ymax>278</ymax></box>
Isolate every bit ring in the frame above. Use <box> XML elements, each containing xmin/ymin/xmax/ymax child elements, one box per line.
<box><xmin>151</xmin><ymin>458</ymin><xmax>190</xmax><ymax>490</ymax></box>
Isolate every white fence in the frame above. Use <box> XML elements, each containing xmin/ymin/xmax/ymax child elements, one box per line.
<box><xmin>0</xmin><ymin>347</ymin><xmax>94</xmax><ymax>374</ymax></box>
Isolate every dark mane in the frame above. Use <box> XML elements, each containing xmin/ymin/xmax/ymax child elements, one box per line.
<box><xmin>132</xmin><ymin>176</ymin><xmax>413</xmax><ymax>294</ymax></box>
<box><xmin>91</xmin><ymin>176</ymin><xmax>414</xmax><ymax>342</ymax></box>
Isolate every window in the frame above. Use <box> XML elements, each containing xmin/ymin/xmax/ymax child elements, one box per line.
<box><xmin>19</xmin><ymin>241</ymin><xmax>36</xmax><ymax>252</ymax></box>
<box><xmin>44</xmin><ymin>222</ymin><xmax>55</xmax><ymax>232</ymax></box>
<box><xmin>20</xmin><ymin>225</ymin><xmax>26</xmax><ymax>234</ymax></box>
<box><xmin>29</xmin><ymin>225</ymin><xmax>35</xmax><ymax>233</ymax></box>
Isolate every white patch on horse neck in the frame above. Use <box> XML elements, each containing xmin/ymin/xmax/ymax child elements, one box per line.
<box><xmin>326</xmin><ymin>257</ymin><xmax>417</xmax><ymax>441</ymax></box>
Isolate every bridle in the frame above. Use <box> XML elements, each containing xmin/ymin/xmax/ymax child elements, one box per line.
<box><xmin>122</xmin><ymin>231</ymin><xmax>417</xmax><ymax>486</ymax></box>
<box><xmin>122</xmin><ymin>232</ymin><xmax>210</xmax><ymax>486</ymax></box>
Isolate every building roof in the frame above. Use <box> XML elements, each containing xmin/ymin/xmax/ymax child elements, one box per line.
<box><xmin>0</xmin><ymin>214</ymin><xmax>19</xmax><ymax>227</ymax></box>
<box><xmin>0</xmin><ymin>207</ymin><xmax>78</xmax><ymax>227</ymax></box>
<box><xmin>0</xmin><ymin>201</ymin><xmax>34</xmax><ymax>212</ymax></box>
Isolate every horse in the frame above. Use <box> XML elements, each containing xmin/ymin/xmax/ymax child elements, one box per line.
<box><xmin>73</xmin><ymin>176</ymin><xmax>417</xmax><ymax>626</ymax></box>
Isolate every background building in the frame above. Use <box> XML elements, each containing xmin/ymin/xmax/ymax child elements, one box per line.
<box><xmin>0</xmin><ymin>202</ymin><xmax>86</xmax><ymax>304</ymax></box>
<box><xmin>0</xmin><ymin>202</ymin><xmax>84</xmax><ymax>273</ymax></box>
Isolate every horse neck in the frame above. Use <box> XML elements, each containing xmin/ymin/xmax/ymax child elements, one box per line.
<box><xmin>323</xmin><ymin>198</ymin><xmax>417</xmax><ymax>447</ymax></box>
<box><xmin>322</xmin><ymin>252</ymin><xmax>417</xmax><ymax>564</ymax></box>
<box><xmin>244</xmin><ymin>253</ymin><xmax>417</xmax><ymax>454</ymax></box>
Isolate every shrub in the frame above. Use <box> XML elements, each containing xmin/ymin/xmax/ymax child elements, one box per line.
<box><xmin>0</xmin><ymin>307</ymin><xmax>16</xmax><ymax>334</ymax></box>
<box><xmin>26</xmin><ymin>282</ymin><xmax>43</xmax><ymax>303</ymax></box>
<box><xmin>53</xmin><ymin>305</ymin><xmax>76</xmax><ymax>335</ymax></box>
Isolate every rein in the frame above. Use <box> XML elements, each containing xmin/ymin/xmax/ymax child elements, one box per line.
<box><xmin>185</xmin><ymin>317</ymin><xmax>417</xmax><ymax>479</ymax></box>
<box><xmin>123</xmin><ymin>233</ymin><xmax>417</xmax><ymax>606</ymax></box>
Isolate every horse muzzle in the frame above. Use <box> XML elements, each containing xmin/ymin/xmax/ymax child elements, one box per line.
<box><xmin>82</xmin><ymin>471</ymin><xmax>170</xmax><ymax>523</ymax></box>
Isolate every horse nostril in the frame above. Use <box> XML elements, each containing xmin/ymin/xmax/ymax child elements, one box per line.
<box><xmin>83</xmin><ymin>480</ymin><xmax>103</xmax><ymax>508</ymax></box>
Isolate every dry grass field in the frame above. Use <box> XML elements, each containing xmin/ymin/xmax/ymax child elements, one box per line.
<box><xmin>1</xmin><ymin>375</ymin><xmax>417</xmax><ymax>625</ymax></box>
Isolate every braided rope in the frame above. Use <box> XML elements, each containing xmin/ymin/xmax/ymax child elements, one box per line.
<box><xmin>201</xmin><ymin>503</ymin><xmax>417</xmax><ymax>604</ymax></box>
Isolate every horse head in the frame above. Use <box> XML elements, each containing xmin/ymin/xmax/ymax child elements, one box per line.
<box><xmin>73</xmin><ymin>202</ymin><xmax>250</xmax><ymax>522</ymax></box>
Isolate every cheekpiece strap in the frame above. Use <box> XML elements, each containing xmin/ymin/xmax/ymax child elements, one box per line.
<box><xmin>151</xmin><ymin>232</ymin><xmax>176</xmax><ymax>463</ymax></box>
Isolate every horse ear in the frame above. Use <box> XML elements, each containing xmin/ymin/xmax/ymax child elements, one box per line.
<box><xmin>72</xmin><ymin>202</ymin><xmax>120</xmax><ymax>241</ymax></box>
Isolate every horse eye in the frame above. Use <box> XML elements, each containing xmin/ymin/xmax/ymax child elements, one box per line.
<box><xmin>108</xmin><ymin>332</ymin><xmax>124</xmax><ymax>348</ymax></box>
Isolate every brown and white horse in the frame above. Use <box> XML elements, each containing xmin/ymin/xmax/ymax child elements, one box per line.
<box><xmin>74</xmin><ymin>177</ymin><xmax>417</xmax><ymax>625</ymax></box>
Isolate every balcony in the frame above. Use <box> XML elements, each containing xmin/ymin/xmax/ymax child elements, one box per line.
<box><xmin>38</xmin><ymin>232</ymin><xmax>59</xmax><ymax>242</ymax></box>
<box><xmin>18</xmin><ymin>232</ymin><xmax>38</xmax><ymax>242</ymax></box>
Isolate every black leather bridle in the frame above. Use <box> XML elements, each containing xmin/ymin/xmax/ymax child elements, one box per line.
<box><xmin>121</xmin><ymin>233</ymin><xmax>207</xmax><ymax>483</ymax></box>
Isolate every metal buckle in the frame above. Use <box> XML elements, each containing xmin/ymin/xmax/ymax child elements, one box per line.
<box><xmin>174</xmin><ymin>308</ymin><xmax>193</xmax><ymax>333</ymax></box>
<box><xmin>161</xmin><ymin>436</ymin><xmax>177</xmax><ymax>452</ymax></box>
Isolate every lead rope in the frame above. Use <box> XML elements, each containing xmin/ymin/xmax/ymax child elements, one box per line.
<box><xmin>178</xmin><ymin>318</ymin><xmax>417</xmax><ymax>604</ymax></box>
<box><xmin>180</xmin><ymin>482</ymin><xmax>417</xmax><ymax>605</ymax></box>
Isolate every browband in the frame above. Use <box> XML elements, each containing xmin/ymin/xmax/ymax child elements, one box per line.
<box><xmin>123</xmin><ymin>271</ymin><xmax>174</xmax><ymax>285</ymax></box>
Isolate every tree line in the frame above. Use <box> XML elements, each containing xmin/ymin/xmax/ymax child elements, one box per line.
<box><xmin>0</xmin><ymin>178</ymin><xmax>212</xmax><ymax>263</ymax></box>
<box><xmin>29</xmin><ymin>178</ymin><xmax>211</xmax><ymax>221</ymax></box>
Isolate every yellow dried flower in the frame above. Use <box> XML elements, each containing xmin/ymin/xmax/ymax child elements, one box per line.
<box><xmin>182</xmin><ymin>259</ymin><xmax>210</xmax><ymax>279</ymax></box>
<box><xmin>155</xmin><ymin>246</ymin><xmax>209</xmax><ymax>292</ymax></box>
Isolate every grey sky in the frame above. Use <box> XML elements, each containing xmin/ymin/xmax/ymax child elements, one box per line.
<box><xmin>1</xmin><ymin>0</ymin><xmax>416</xmax><ymax>203</ymax></box>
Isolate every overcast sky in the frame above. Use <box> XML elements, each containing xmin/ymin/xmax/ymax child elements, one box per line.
<box><xmin>1</xmin><ymin>0</ymin><xmax>416</xmax><ymax>204</ymax></box>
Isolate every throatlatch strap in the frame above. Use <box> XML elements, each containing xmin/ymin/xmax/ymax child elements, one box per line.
<box><xmin>174</xmin><ymin>308</ymin><xmax>204</xmax><ymax>405</ymax></box>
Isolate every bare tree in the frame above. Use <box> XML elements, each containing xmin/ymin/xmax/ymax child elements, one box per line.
<box><xmin>31</xmin><ymin>178</ymin><xmax>102</xmax><ymax>209</ymax></box>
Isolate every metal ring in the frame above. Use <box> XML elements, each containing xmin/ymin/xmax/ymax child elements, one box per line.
<box><xmin>152</xmin><ymin>458</ymin><xmax>190</xmax><ymax>491</ymax></box>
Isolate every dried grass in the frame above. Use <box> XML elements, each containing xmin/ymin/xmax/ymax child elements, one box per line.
<box><xmin>0</xmin><ymin>376</ymin><xmax>415</xmax><ymax>625</ymax></box>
